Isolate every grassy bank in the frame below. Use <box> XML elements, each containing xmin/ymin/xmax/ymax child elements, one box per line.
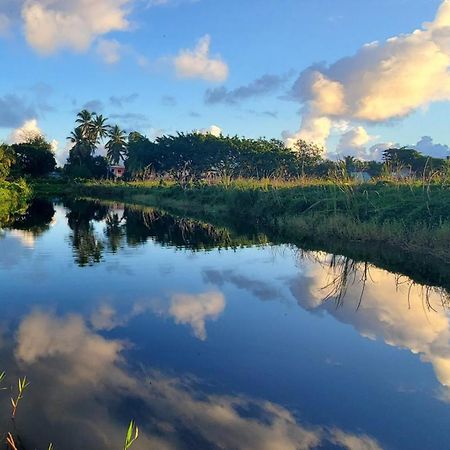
<box><xmin>32</xmin><ymin>179</ymin><xmax>450</xmax><ymax>261</ymax></box>
<box><xmin>0</xmin><ymin>180</ymin><xmax>31</xmax><ymax>226</ymax></box>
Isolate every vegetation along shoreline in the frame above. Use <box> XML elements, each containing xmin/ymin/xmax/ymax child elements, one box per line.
<box><xmin>32</xmin><ymin>178</ymin><xmax>450</xmax><ymax>264</ymax></box>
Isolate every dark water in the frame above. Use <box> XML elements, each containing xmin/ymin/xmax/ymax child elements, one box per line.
<box><xmin>1</xmin><ymin>199</ymin><xmax>450</xmax><ymax>450</ymax></box>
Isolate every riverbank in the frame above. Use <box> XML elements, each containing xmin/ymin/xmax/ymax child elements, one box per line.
<box><xmin>0</xmin><ymin>180</ymin><xmax>31</xmax><ymax>226</ymax></box>
<box><xmin>32</xmin><ymin>179</ymin><xmax>450</xmax><ymax>261</ymax></box>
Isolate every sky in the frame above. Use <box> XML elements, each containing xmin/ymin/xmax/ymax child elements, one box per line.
<box><xmin>0</xmin><ymin>0</ymin><xmax>450</xmax><ymax>164</ymax></box>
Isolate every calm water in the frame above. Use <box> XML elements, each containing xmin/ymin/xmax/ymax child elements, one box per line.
<box><xmin>1</xmin><ymin>199</ymin><xmax>450</xmax><ymax>449</ymax></box>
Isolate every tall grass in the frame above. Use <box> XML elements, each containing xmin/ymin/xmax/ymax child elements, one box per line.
<box><xmin>32</xmin><ymin>177</ymin><xmax>450</xmax><ymax>259</ymax></box>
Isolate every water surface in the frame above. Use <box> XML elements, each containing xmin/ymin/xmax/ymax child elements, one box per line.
<box><xmin>1</xmin><ymin>199</ymin><xmax>450</xmax><ymax>449</ymax></box>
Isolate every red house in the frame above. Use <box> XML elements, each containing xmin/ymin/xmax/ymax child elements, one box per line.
<box><xmin>109</xmin><ymin>165</ymin><xmax>125</xmax><ymax>178</ymax></box>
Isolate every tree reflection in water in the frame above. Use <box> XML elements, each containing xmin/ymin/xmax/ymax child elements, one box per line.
<box><xmin>298</xmin><ymin>250</ymin><xmax>450</xmax><ymax>311</ymax></box>
<box><xmin>64</xmin><ymin>199</ymin><xmax>268</xmax><ymax>267</ymax></box>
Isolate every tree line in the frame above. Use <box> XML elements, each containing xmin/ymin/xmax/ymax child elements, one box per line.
<box><xmin>64</xmin><ymin>109</ymin><xmax>450</xmax><ymax>182</ymax></box>
<box><xmin>0</xmin><ymin>136</ymin><xmax>56</xmax><ymax>180</ymax></box>
<box><xmin>1</xmin><ymin>108</ymin><xmax>449</xmax><ymax>182</ymax></box>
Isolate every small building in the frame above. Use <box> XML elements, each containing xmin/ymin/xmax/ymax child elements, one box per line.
<box><xmin>109</xmin><ymin>165</ymin><xmax>125</xmax><ymax>178</ymax></box>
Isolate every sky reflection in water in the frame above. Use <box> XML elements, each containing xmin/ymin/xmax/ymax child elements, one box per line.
<box><xmin>0</xmin><ymin>200</ymin><xmax>450</xmax><ymax>449</ymax></box>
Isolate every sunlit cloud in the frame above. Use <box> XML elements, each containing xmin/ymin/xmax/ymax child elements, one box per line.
<box><xmin>11</xmin><ymin>309</ymin><xmax>384</xmax><ymax>449</ymax></box>
<box><xmin>173</xmin><ymin>35</ymin><xmax>229</xmax><ymax>82</ymax></box>
<box><xmin>8</xmin><ymin>118</ymin><xmax>42</xmax><ymax>143</ymax></box>
<box><xmin>291</xmin><ymin>253</ymin><xmax>450</xmax><ymax>387</ymax></box>
<box><xmin>1</xmin><ymin>0</ymin><xmax>134</xmax><ymax>55</ymax></box>
<box><xmin>168</xmin><ymin>291</ymin><xmax>225</xmax><ymax>340</ymax></box>
<box><xmin>199</xmin><ymin>124</ymin><xmax>222</xmax><ymax>137</ymax></box>
<box><xmin>16</xmin><ymin>311</ymin><xmax>126</xmax><ymax>384</ymax></box>
<box><xmin>334</xmin><ymin>126</ymin><xmax>375</xmax><ymax>160</ymax></box>
<box><xmin>286</xmin><ymin>0</ymin><xmax>450</xmax><ymax>148</ymax></box>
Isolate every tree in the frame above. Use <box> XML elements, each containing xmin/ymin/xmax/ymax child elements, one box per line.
<box><xmin>67</xmin><ymin>128</ymin><xmax>95</xmax><ymax>166</ymax></box>
<box><xmin>91</xmin><ymin>114</ymin><xmax>110</xmax><ymax>143</ymax></box>
<box><xmin>10</xmin><ymin>136</ymin><xmax>56</xmax><ymax>177</ymax></box>
<box><xmin>65</xmin><ymin>111</ymin><xmax>110</xmax><ymax>178</ymax></box>
<box><xmin>292</xmin><ymin>139</ymin><xmax>323</xmax><ymax>176</ymax></box>
<box><xmin>75</xmin><ymin>110</ymin><xmax>94</xmax><ymax>140</ymax></box>
<box><xmin>106</xmin><ymin>125</ymin><xmax>128</xmax><ymax>165</ymax></box>
<box><xmin>0</xmin><ymin>144</ymin><xmax>15</xmax><ymax>180</ymax></box>
<box><xmin>382</xmin><ymin>147</ymin><xmax>421</xmax><ymax>172</ymax></box>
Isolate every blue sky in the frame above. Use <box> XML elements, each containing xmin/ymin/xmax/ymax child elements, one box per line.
<box><xmin>0</xmin><ymin>0</ymin><xmax>449</xmax><ymax>163</ymax></box>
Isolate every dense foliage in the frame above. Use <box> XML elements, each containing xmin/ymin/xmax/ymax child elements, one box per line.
<box><xmin>0</xmin><ymin>144</ymin><xmax>15</xmax><ymax>181</ymax></box>
<box><xmin>65</xmin><ymin>110</ymin><xmax>127</xmax><ymax>178</ymax></box>
<box><xmin>125</xmin><ymin>132</ymin><xmax>320</xmax><ymax>181</ymax></box>
<box><xmin>10</xmin><ymin>136</ymin><xmax>57</xmax><ymax>177</ymax></box>
<box><xmin>1</xmin><ymin>136</ymin><xmax>57</xmax><ymax>180</ymax></box>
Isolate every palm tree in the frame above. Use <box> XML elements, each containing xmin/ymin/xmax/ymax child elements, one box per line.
<box><xmin>106</xmin><ymin>125</ymin><xmax>128</xmax><ymax>165</ymax></box>
<box><xmin>75</xmin><ymin>110</ymin><xmax>93</xmax><ymax>140</ymax></box>
<box><xmin>91</xmin><ymin>114</ymin><xmax>110</xmax><ymax>143</ymax></box>
<box><xmin>67</xmin><ymin>128</ymin><xmax>94</xmax><ymax>165</ymax></box>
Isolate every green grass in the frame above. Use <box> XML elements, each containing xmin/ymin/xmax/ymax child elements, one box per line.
<box><xmin>0</xmin><ymin>180</ymin><xmax>31</xmax><ymax>227</ymax></box>
<box><xmin>31</xmin><ymin>178</ymin><xmax>450</xmax><ymax>261</ymax></box>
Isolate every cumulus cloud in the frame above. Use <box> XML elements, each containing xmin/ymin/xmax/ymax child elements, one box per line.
<box><xmin>0</xmin><ymin>0</ymin><xmax>133</xmax><ymax>55</ymax></box>
<box><xmin>205</xmin><ymin>74</ymin><xmax>288</xmax><ymax>105</ymax></box>
<box><xmin>173</xmin><ymin>35</ymin><xmax>229</xmax><ymax>82</ymax></box>
<box><xmin>7</xmin><ymin>118</ymin><xmax>63</xmax><ymax>165</ymax></box>
<box><xmin>23</xmin><ymin>0</ymin><xmax>131</xmax><ymax>54</ymax></box>
<box><xmin>169</xmin><ymin>291</ymin><xmax>225</xmax><ymax>340</ymax></box>
<box><xmin>199</xmin><ymin>124</ymin><xmax>222</xmax><ymax>137</ymax></box>
<box><xmin>334</xmin><ymin>126</ymin><xmax>375</xmax><ymax>159</ymax></box>
<box><xmin>10</xmin><ymin>309</ymin><xmax>384</xmax><ymax>449</ymax></box>
<box><xmin>332</xmin><ymin>133</ymin><xmax>450</xmax><ymax>161</ymax></box>
<box><xmin>8</xmin><ymin>118</ymin><xmax>42</xmax><ymax>143</ymax></box>
<box><xmin>291</xmin><ymin>252</ymin><xmax>450</xmax><ymax>387</ymax></box>
<box><xmin>16</xmin><ymin>311</ymin><xmax>126</xmax><ymax>384</ymax></box>
<box><xmin>414</xmin><ymin>136</ymin><xmax>450</xmax><ymax>158</ymax></box>
<box><xmin>287</xmin><ymin>0</ymin><xmax>450</xmax><ymax>147</ymax></box>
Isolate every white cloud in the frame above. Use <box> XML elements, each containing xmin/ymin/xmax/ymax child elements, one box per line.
<box><xmin>173</xmin><ymin>35</ymin><xmax>229</xmax><ymax>82</ymax></box>
<box><xmin>200</xmin><ymin>124</ymin><xmax>222</xmax><ymax>137</ymax></box>
<box><xmin>8</xmin><ymin>118</ymin><xmax>42</xmax><ymax>143</ymax></box>
<box><xmin>292</xmin><ymin>252</ymin><xmax>450</xmax><ymax>388</ymax></box>
<box><xmin>334</xmin><ymin>126</ymin><xmax>374</xmax><ymax>159</ymax></box>
<box><xmin>169</xmin><ymin>291</ymin><xmax>225</xmax><ymax>340</ymax></box>
<box><xmin>96</xmin><ymin>38</ymin><xmax>123</xmax><ymax>64</ymax></box>
<box><xmin>7</xmin><ymin>118</ymin><xmax>66</xmax><ymax>166</ymax></box>
<box><xmin>288</xmin><ymin>0</ymin><xmax>450</xmax><ymax>147</ymax></box>
<box><xmin>19</xmin><ymin>0</ymin><xmax>132</xmax><ymax>54</ymax></box>
<box><xmin>414</xmin><ymin>136</ymin><xmax>450</xmax><ymax>158</ymax></box>
<box><xmin>11</xmin><ymin>309</ymin><xmax>384</xmax><ymax>449</ymax></box>
<box><xmin>16</xmin><ymin>311</ymin><xmax>126</xmax><ymax>384</ymax></box>
<box><xmin>330</xmin><ymin>134</ymin><xmax>450</xmax><ymax>162</ymax></box>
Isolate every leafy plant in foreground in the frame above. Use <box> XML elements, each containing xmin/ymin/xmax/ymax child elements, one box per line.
<box><xmin>124</xmin><ymin>420</ymin><xmax>139</xmax><ymax>449</ymax></box>
<box><xmin>11</xmin><ymin>376</ymin><xmax>30</xmax><ymax>418</ymax></box>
